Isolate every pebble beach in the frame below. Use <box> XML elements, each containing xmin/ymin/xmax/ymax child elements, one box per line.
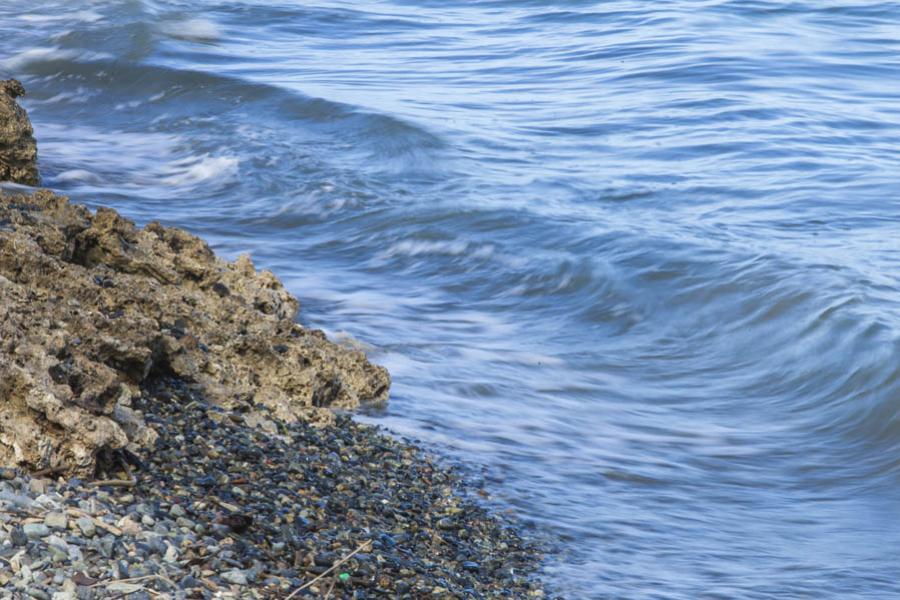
<box><xmin>0</xmin><ymin>383</ymin><xmax>547</xmax><ymax>598</ymax></box>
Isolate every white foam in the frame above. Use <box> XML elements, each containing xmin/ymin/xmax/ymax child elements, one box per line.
<box><xmin>114</xmin><ymin>100</ymin><xmax>143</xmax><ymax>111</ymax></box>
<box><xmin>4</xmin><ymin>46</ymin><xmax>111</xmax><ymax>70</ymax></box>
<box><xmin>160</xmin><ymin>155</ymin><xmax>240</xmax><ymax>187</ymax></box>
<box><xmin>18</xmin><ymin>10</ymin><xmax>102</xmax><ymax>24</ymax></box>
<box><xmin>4</xmin><ymin>47</ymin><xmax>78</xmax><ymax>70</ymax></box>
<box><xmin>159</xmin><ymin>19</ymin><xmax>221</xmax><ymax>42</ymax></box>
<box><xmin>38</xmin><ymin>123</ymin><xmax>240</xmax><ymax>195</ymax></box>
<box><xmin>384</xmin><ymin>239</ymin><xmax>471</xmax><ymax>258</ymax></box>
<box><xmin>53</xmin><ymin>169</ymin><xmax>100</xmax><ymax>184</ymax></box>
<box><xmin>38</xmin><ymin>123</ymin><xmax>179</xmax><ymax>175</ymax></box>
<box><xmin>30</xmin><ymin>87</ymin><xmax>96</xmax><ymax>106</ymax></box>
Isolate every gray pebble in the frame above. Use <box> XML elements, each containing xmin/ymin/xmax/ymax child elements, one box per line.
<box><xmin>23</xmin><ymin>522</ymin><xmax>50</xmax><ymax>538</ymax></box>
<box><xmin>75</xmin><ymin>516</ymin><xmax>96</xmax><ymax>537</ymax></box>
<box><xmin>221</xmin><ymin>569</ymin><xmax>248</xmax><ymax>585</ymax></box>
<box><xmin>44</xmin><ymin>510</ymin><xmax>68</xmax><ymax>530</ymax></box>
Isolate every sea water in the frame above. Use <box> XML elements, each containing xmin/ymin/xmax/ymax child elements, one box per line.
<box><xmin>3</xmin><ymin>1</ymin><xmax>899</xmax><ymax>597</ymax></box>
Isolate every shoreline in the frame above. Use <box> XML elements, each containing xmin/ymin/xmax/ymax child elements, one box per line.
<box><xmin>0</xmin><ymin>190</ymin><xmax>549</xmax><ymax>599</ymax></box>
<box><xmin>1</xmin><ymin>375</ymin><xmax>547</xmax><ymax>598</ymax></box>
<box><xmin>1</xmin><ymin>85</ymin><xmax>550</xmax><ymax>595</ymax></box>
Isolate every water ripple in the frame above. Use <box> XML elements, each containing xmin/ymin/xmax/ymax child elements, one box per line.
<box><xmin>3</xmin><ymin>0</ymin><xmax>900</xmax><ymax>597</ymax></box>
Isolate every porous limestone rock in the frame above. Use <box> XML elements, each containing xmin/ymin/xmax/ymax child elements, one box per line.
<box><xmin>0</xmin><ymin>79</ymin><xmax>39</xmax><ymax>185</ymax></box>
<box><xmin>0</xmin><ymin>190</ymin><xmax>390</xmax><ymax>474</ymax></box>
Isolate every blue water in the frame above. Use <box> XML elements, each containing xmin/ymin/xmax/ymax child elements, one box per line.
<box><xmin>3</xmin><ymin>1</ymin><xmax>900</xmax><ymax>597</ymax></box>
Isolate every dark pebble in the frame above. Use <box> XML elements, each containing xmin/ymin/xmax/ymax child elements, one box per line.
<box><xmin>0</xmin><ymin>377</ymin><xmax>549</xmax><ymax>599</ymax></box>
<box><xmin>9</xmin><ymin>526</ymin><xmax>27</xmax><ymax>546</ymax></box>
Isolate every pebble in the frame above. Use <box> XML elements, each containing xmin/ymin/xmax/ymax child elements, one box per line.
<box><xmin>23</xmin><ymin>522</ymin><xmax>50</xmax><ymax>538</ymax></box>
<box><xmin>44</xmin><ymin>511</ymin><xmax>68</xmax><ymax>530</ymax></box>
<box><xmin>75</xmin><ymin>516</ymin><xmax>96</xmax><ymax>537</ymax></box>
<box><xmin>10</xmin><ymin>526</ymin><xmax>28</xmax><ymax>546</ymax></box>
<box><xmin>116</xmin><ymin>515</ymin><xmax>142</xmax><ymax>536</ymax></box>
<box><xmin>221</xmin><ymin>569</ymin><xmax>249</xmax><ymax>585</ymax></box>
<box><xmin>0</xmin><ymin>382</ymin><xmax>550</xmax><ymax>599</ymax></box>
<box><xmin>163</xmin><ymin>543</ymin><xmax>178</xmax><ymax>563</ymax></box>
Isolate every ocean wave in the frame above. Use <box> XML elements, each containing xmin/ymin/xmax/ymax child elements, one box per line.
<box><xmin>381</xmin><ymin>239</ymin><xmax>489</xmax><ymax>259</ymax></box>
<box><xmin>16</xmin><ymin>9</ymin><xmax>103</xmax><ymax>25</ymax></box>
<box><xmin>7</xmin><ymin>0</ymin><xmax>900</xmax><ymax>596</ymax></box>
<box><xmin>158</xmin><ymin>18</ymin><xmax>222</xmax><ymax>43</ymax></box>
<box><xmin>3</xmin><ymin>46</ymin><xmax>112</xmax><ymax>71</ymax></box>
<box><xmin>159</xmin><ymin>154</ymin><xmax>240</xmax><ymax>187</ymax></box>
<box><xmin>38</xmin><ymin>123</ymin><xmax>239</xmax><ymax>196</ymax></box>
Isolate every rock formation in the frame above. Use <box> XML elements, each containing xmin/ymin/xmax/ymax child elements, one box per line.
<box><xmin>0</xmin><ymin>79</ymin><xmax>39</xmax><ymax>185</ymax></box>
<box><xmin>0</xmin><ymin>190</ymin><xmax>390</xmax><ymax>474</ymax></box>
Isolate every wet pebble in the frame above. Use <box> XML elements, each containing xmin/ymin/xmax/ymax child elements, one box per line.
<box><xmin>0</xmin><ymin>380</ymin><xmax>550</xmax><ymax>599</ymax></box>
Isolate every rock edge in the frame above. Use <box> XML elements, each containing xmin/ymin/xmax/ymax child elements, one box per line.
<box><xmin>0</xmin><ymin>190</ymin><xmax>390</xmax><ymax>475</ymax></box>
<box><xmin>0</xmin><ymin>79</ymin><xmax>39</xmax><ymax>186</ymax></box>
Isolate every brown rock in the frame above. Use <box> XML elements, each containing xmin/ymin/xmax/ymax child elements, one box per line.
<box><xmin>0</xmin><ymin>79</ymin><xmax>38</xmax><ymax>185</ymax></box>
<box><xmin>0</xmin><ymin>190</ymin><xmax>390</xmax><ymax>474</ymax></box>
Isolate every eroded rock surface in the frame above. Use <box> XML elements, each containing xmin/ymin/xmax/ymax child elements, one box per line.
<box><xmin>0</xmin><ymin>191</ymin><xmax>390</xmax><ymax>474</ymax></box>
<box><xmin>0</xmin><ymin>79</ymin><xmax>39</xmax><ymax>185</ymax></box>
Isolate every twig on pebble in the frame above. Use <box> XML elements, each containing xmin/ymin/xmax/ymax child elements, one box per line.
<box><xmin>286</xmin><ymin>540</ymin><xmax>372</xmax><ymax>599</ymax></box>
<box><xmin>89</xmin><ymin>478</ymin><xmax>136</xmax><ymax>488</ymax></box>
<box><xmin>30</xmin><ymin>466</ymin><xmax>66</xmax><ymax>478</ymax></box>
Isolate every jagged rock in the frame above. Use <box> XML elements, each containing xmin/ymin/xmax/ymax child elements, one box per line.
<box><xmin>0</xmin><ymin>190</ymin><xmax>390</xmax><ymax>474</ymax></box>
<box><xmin>0</xmin><ymin>79</ymin><xmax>39</xmax><ymax>185</ymax></box>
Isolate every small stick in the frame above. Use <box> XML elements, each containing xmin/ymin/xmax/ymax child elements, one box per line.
<box><xmin>118</xmin><ymin>454</ymin><xmax>134</xmax><ymax>481</ymax></box>
<box><xmin>89</xmin><ymin>478</ymin><xmax>136</xmax><ymax>488</ymax></box>
<box><xmin>323</xmin><ymin>578</ymin><xmax>337</xmax><ymax>600</ymax></box>
<box><xmin>285</xmin><ymin>540</ymin><xmax>372</xmax><ymax>599</ymax></box>
<box><xmin>88</xmin><ymin>574</ymin><xmax>167</xmax><ymax>588</ymax></box>
<box><xmin>210</xmin><ymin>496</ymin><xmax>240</xmax><ymax>512</ymax></box>
<box><xmin>0</xmin><ymin>507</ymin><xmax>41</xmax><ymax>518</ymax></box>
<box><xmin>30</xmin><ymin>466</ymin><xmax>65</xmax><ymax>478</ymax></box>
<box><xmin>201</xmin><ymin>577</ymin><xmax>220</xmax><ymax>592</ymax></box>
<box><xmin>65</xmin><ymin>508</ymin><xmax>123</xmax><ymax>536</ymax></box>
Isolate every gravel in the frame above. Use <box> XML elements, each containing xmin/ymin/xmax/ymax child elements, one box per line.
<box><xmin>0</xmin><ymin>378</ymin><xmax>550</xmax><ymax>598</ymax></box>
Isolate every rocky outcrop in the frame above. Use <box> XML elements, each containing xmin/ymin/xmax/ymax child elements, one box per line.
<box><xmin>0</xmin><ymin>79</ymin><xmax>39</xmax><ymax>185</ymax></box>
<box><xmin>0</xmin><ymin>190</ymin><xmax>390</xmax><ymax>474</ymax></box>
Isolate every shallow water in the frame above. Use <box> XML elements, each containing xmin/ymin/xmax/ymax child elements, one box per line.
<box><xmin>3</xmin><ymin>1</ymin><xmax>900</xmax><ymax>597</ymax></box>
